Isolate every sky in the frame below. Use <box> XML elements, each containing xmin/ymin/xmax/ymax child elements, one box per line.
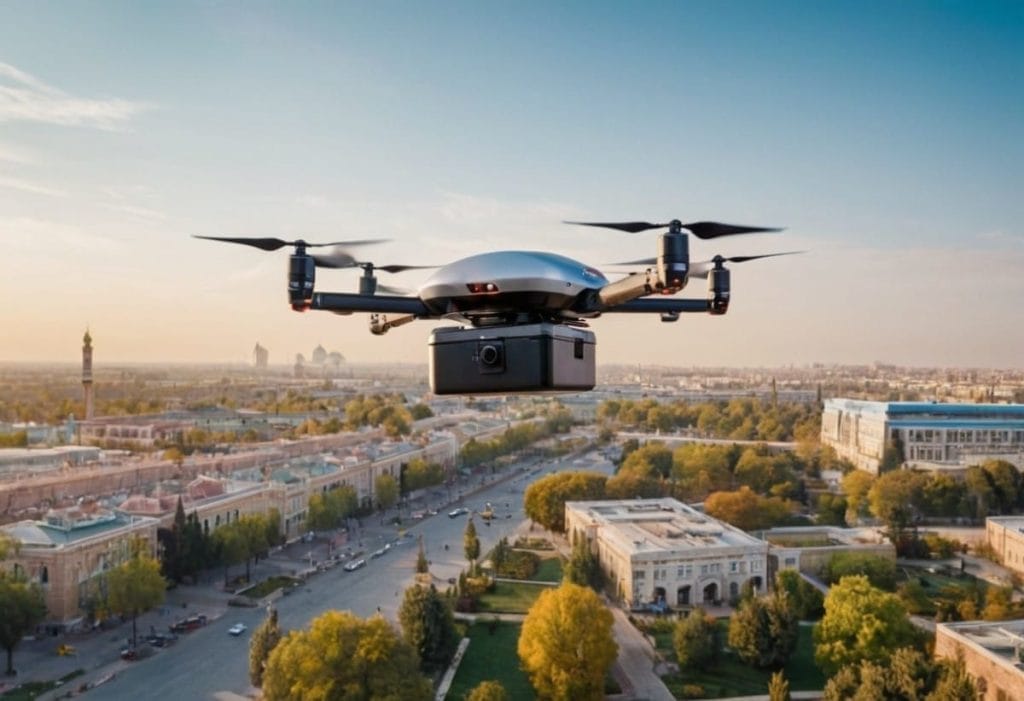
<box><xmin>0</xmin><ymin>1</ymin><xmax>1021</xmax><ymax>369</ymax></box>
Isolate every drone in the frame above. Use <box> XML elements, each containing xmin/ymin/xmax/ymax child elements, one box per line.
<box><xmin>196</xmin><ymin>219</ymin><xmax>797</xmax><ymax>394</ymax></box>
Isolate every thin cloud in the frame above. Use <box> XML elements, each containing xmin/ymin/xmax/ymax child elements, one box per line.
<box><xmin>0</xmin><ymin>141</ymin><xmax>35</xmax><ymax>164</ymax></box>
<box><xmin>0</xmin><ymin>174</ymin><xmax>65</xmax><ymax>197</ymax></box>
<box><xmin>0</xmin><ymin>62</ymin><xmax>152</xmax><ymax>129</ymax></box>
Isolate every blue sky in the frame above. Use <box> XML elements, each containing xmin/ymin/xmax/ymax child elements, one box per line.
<box><xmin>1</xmin><ymin>1</ymin><xmax>1021</xmax><ymax>367</ymax></box>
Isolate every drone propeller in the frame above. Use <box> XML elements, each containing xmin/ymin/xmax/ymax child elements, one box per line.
<box><xmin>310</xmin><ymin>248</ymin><xmax>436</xmax><ymax>274</ymax></box>
<box><xmin>606</xmin><ymin>250</ymin><xmax>804</xmax><ymax>272</ymax></box>
<box><xmin>565</xmin><ymin>219</ymin><xmax>782</xmax><ymax>239</ymax></box>
<box><xmin>192</xmin><ymin>235</ymin><xmax>388</xmax><ymax>252</ymax></box>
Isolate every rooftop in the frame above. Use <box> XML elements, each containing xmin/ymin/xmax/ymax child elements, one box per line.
<box><xmin>940</xmin><ymin>619</ymin><xmax>1024</xmax><ymax>674</ymax></box>
<box><xmin>566</xmin><ymin>498</ymin><xmax>765</xmax><ymax>555</ymax></box>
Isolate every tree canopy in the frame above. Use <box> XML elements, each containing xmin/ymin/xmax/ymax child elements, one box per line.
<box><xmin>106</xmin><ymin>549</ymin><xmax>166</xmax><ymax>647</ymax></box>
<box><xmin>262</xmin><ymin>610</ymin><xmax>431</xmax><ymax>701</ymax></box>
<box><xmin>523</xmin><ymin>471</ymin><xmax>607</xmax><ymax>533</ymax></box>
<box><xmin>249</xmin><ymin>607</ymin><xmax>283</xmax><ymax>687</ymax></box>
<box><xmin>398</xmin><ymin>584</ymin><xmax>458</xmax><ymax>673</ymax></box>
<box><xmin>727</xmin><ymin>591</ymin><xmax>798</xmax><ymax>670</ymax></box>
<box><xmin>813</xmin><ymin>575</ymin><xmax>918</xmax><ymax>675</ymax></box>
<box><xmin>704</xmin><ymin>487</ymin><xmax>794</xmax><ymax>532</ymax></box>
<box><xmin>518</xmin><ymin>582</ymin><xmax>617</xmax><ymax>701</ymax></box>
<box><xmin>0</xmin><ymin>573</ymin><xmax>46</xmax><ymax>675</ymax></box>
<box><xmin>673</xmin><ymin>607</ymin><xmax>721</xmax><ymax>671</ymax></box>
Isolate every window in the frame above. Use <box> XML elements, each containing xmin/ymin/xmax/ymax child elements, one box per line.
<box><xmin>752</xmin><ymin>560</ymin><xmax>763</xmax><ymax>572</ymax></box>
<box><xmin>730</xmin><ymin>561</ymin><xmax>738</xmax><ymax>573</ymax></box>
<box><xmin>634</xmin><ymin>570</ymin><xmax>645</xmax><ymax>581</ymax></box>
<box><xmin>700</xmin><ymin>564</ymin><xmax>708</xmax><ymax>575</ymax></box>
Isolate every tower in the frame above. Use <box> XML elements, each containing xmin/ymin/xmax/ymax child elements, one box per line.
<box><xmin>82</xmin><ymin>329</ymin><xmax>94</xmax><ymax>420</ymax></box>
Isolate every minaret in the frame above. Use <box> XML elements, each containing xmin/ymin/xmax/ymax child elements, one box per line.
<box><xmin>82</xmin><ymin>329</ymin><xmax>94</xmax><ymax>420</ymax></box>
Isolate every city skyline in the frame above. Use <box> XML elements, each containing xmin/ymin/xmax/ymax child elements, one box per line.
<box><xmin>1</xmin><ymin>2</ymin><xmax>1021</xmax><ymax>368</ymax></box>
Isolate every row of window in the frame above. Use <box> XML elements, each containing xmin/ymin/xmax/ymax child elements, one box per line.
<box><xmin>637</xmin><ymin>559</ymin><xmax>763</xmax><ymax>581</ymax></box>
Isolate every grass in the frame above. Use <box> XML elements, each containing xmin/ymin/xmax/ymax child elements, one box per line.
<box><xmin>445</xmin><ymin>621</ymin><xmax>534</xmax><ymax>701</ymax></box>
<box><xmin>532</xmin><ymin>556</ymin><xmax>563</xmax><ymax>583</ymax></box>
<box><xmin>477</xmin><ymin>581</ymin><xmax>552</xmax><ymax>614</ymax></box>
<box><xmin>657</xmin><ymin>620</ymin><xmax>825</xmax><ymax>698</ymax></box>
<box><xmin>240</xmin><ymin>575</ymin><xmax>299</xmax><ymax>599</ymax></box>
<box><xmin>1</xmin><ymin>669</ymin><xmax>84</xmax><ymax>700</ymax></box>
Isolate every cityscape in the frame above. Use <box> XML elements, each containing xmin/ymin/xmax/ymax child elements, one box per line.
<box><xmin>2</xmin><ymin>3</ymin><xmax>1023</xmax><ymax>701</ymax></box>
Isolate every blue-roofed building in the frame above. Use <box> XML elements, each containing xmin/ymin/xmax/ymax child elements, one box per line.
<box><xmin>821</xmin><ymin>399</ymin><xmax>1024</xmax><ymax>474</ymax></box>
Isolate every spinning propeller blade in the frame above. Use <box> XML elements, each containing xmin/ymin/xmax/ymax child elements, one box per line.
<box><xmin>605</xmin><ymin>251</ymin><xmax>803</xmax><ymax>273</ymax></box>
<box><xmin>566</xmin><ymin>219</ymin><xmax>783</xmax><ymax>239</ymax></box>
<box><xmin>193</xmin><ymin>235</ymin><xmax>388</xmax><ymax>251</ymax></box>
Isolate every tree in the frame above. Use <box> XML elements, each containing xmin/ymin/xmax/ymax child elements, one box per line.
<box><xmin>106</xmin><ymin>550</ymin><xmax>166</xmax><ymax>648</ymax></box>
<box><xmin>841</xmin><ymin>470</ymin><xmax>875</xmax><ymax>525</ymax></box>
<box><xmin>249</xmin><ymin>607</ymin><xmax>283</xmax><ymax>687</ymax></box>
<box><xmin>375</xmin><ymin>473</ymin><xmax>399</xmax><ymax>511</ymax></box>
<box><xmin>523</xmin><ymin>471</ymin><xmax>607</xmax><ymax>533</ymax></box>
<box><xmin>727</xmin><ymin>591</ymin><xmax>798</xmax><ymax>669</ymax></box>
<box><xmin>398</xmin><ymin>584</ymin><xmax>459</xmax><ymax>673</ymax></box>
<box><xmin>868</xmin><ymin>470</ymin><xmax>926</xmax><ymax>544</ymax></box>
<box><xmin>768</xmin><ymin>671</ymin><xmax>791</xmax><ymax>701</ymax></box>
<box><xmin>212</xmin><ymin>523</ymin><xmax>246</xmax><ymax>587</ymax></box>
<box><xmin>518</xmin><ymin>582</ymin><xmax>617</xmax><ymax>701</ymax></box>
<box><xmin>927</xmin><ymin>654</ymin><xmax>979</xmax><ymax>701</ymax></box>
<box><xmin>814</xmin><ymin>575</ymin><xmax>918</xmax><ymax>675</ymax></box>
<box><xmin>464</xmin><ymin>518</ymin><xmax>480</xmax><ymax>572</ymax></box>
<box><xmin>262</xmin><ymin>610</ymin><xmax>431</xmax><ymax>701</ymax></box>
<box><xmin>465</xmin><ymin>680</ymin><xmax>509</xmax><ymax>701</ymax></box>
<box><xmin>415</xmin><ymin>539</ymin><xmax>429</xmax><ymax>575</ymax></box>
<box><xmin>0</xmin><ymin>574</ymin><xmax>46</xmax><ymax>675</ymax></box>
<box><xmin>704</xmin><ymin>487</ymin><xmax>793</xmax><ymax>531</ymax></box>
<box><xmin>820</xmin><ymin>646</ymin><xmax>977</xmax><ymax>701</ymax></box>
<box><xmin>825</xmin><ymin>552</ymin><xmax>897</xmax><ymax>591</ymax></box>
<box><xmin>673</xmin><ymin>607</ymin><xmax>720</xmax><ymax>671</ymax></box>
<box><xmin>563</xmin><ymin>532</ymin><xmax>603</xmax><ymax>591</ymax></box>
<box><xmin>774</xmin><ymin>570</ymin><xmax>823</xmax><ymax>620</ymax></box>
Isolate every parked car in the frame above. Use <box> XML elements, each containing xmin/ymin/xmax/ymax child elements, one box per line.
<box><xmin>169</xmin><ymin>614</ymin><xmax>207</xmax><ymax>633</ymax></box>
<box><xmin>228</xmin><ymin>623</ymin><xmax>247</xmax><ymax>636</ymax></box>
<box><xmin>344</xmin><ymin>558</ymin><xmax>366</xmax><ymax>572</ymax></box>
<box><xmin>448</xmin><ymin>507</ymin><xmax>469</xmax><ymax>518</ymax></box>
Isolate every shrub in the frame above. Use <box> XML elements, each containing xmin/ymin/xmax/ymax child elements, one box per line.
<box><xmin>681</xmin><ymin>684</ymin><xmax>706</xmax><ymax>699</ymax></box>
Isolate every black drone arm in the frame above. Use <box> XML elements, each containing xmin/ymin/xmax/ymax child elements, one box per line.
<box><xmin>310</xmin><ymin>292</ymin><xmax>433</xmax><ymax>317</ymax></box>
<box><xmin>606</xmin><ymin>298</ymin><xmax>712</xmax><ymax>314</ymax></box>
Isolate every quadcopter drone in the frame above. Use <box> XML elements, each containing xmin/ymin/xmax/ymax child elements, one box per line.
<box><xmin>196</xmin><ymin>219</ymin><xmax>796</xmax><ymax>394</ymax></box>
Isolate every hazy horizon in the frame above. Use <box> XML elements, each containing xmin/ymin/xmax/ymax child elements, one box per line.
<box><xmin>2</xmin><ymin>2</ymin><xmax>1021</xmax><ymax>368</ymax></box>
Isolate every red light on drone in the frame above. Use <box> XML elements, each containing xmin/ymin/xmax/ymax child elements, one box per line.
<box><xmin>467</xmin><ymin>282</ymin><xmax>500</xmax><ymax>294</ymax></box>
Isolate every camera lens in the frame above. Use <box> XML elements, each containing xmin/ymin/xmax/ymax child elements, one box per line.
<box><xmin>479</xmin><ymin>344</ymin><xmax>501</xmax><ymax>366</ymax></box>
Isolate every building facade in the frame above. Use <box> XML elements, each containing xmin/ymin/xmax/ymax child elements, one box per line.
<box><xmin>935</xmin><ymin>620</ymin><xmax>1024</xmax><ymax>701</ymax></box>
<box><xmin>821</xmin><ymin>399</ymin><xmax>1024</xmax><ymax>474</ymax></box>
<box><xmin>565</xmin><ymin>498</ymin><xmax>769</xmax><ymax>609</ymax></box>
<box><xmin>984</xmin><ymin>517</ymin><xmax>1024</xmax><ymax>579</ymax></box>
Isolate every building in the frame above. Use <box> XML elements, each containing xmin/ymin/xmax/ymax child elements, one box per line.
<box><xmin>1</xmin><ymin>504</ymin><xmax>158</xmax><ymax>625</ymax></box>
<box><xmin>984</xmin><ymin>517</ymin><xmax>1024</xmax><ymax>579</ymax></box>
<box><xmin>253</xmin><ymin>342</ymin><xmax>269</xmax><ymax>369</ymax></box>
<box><xmin>564</xmin><ymin>498</ymin><xmax>769</xmax><ymax>609</ymax></box>
<box><xmin>759</xmin><ymin>526</ymin><xmax>895</xmax><ymax>581</ymax></box>
<box><xmin>821</xmin><ymin>399</ymin><xmax>1024</xmax><ymax>474</ymax></box>
<box><xmin>935</xmin><ymin>620</ymin><xmax>1024</xmax><ymax>701</ymax></box>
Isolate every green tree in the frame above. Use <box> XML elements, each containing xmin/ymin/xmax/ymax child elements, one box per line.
<box><xmin>563</xmin><ymin>532</ymin><xmax>603</xmax><ymax>591</ymax></box>
<box><xmin>465</xmin><ymin>680</ymin><xmax>508</xmax><ymax>701</ymax></box>
<box><xmin>768</xmin><ymin>671</ymin><xmax>791</xmax><ymax>701</ymax></box>
<box><xmin>398</xmin><ymin>584</ymin><xmax>459</xmax><ymax>673</ymax></box>
<box><xmin>927</xmin><ymin>654</ymin><xmax>979</xmax><ymax>701</ymax></box>
<box><xmin>249</xmin><ymin>607</ymin><xmax>283</xmax><ymax>687</ymax></box>
<box><xmin>415</xmin><ymin>539</ymin><xmax>429</xmax><ymax>575</ymax></box>
<box><xmin>825</xmin><ymin>552</ymin><xmax>897</xmax><ymax>591</ymax></box>
<box><xmin>106</xmin><ymin>550</ymin><xmax>166</xmax><ymax>648</ymax></box>
<box><xmin>518</xmin><ymin>582</ymin><xmax>617</xmax><ymax>701</ymax></box>
<box><xmin>213</xmin><ymin>524</ymin><xmax>247</xmax><ymax>587</ymax></box>
<box><xmin>820</xmin><ymin>646</ymin><xmax>972</xmax><ymax>701</ymax></box>
<box><xmin>728</xmin><ymin>591</ymin><xmax>798</xmax><ymax>669</ymax></box>
<box><xmin>375</xmin><ymin>473</ymin><xmax>399</xmax><ymax>511</ymax></box>
<box><xmin>464</xmin><ymin>518</ymin><xmax>480</xmax><ymax>572</ymax></box>
<box><xmin>868</xmin><ymin>470</ymin><xmax>926</xmax><ymax>544</ymax></box>
<box><xmin>841</xmin><ymin>470</ymin><xmax>875</xmax><ymax>525</ymax></box>
<box><xmin>0</xmin><ymin>574</ymin><xmax>46</xmax><ymax>676</ymax></box>
<box><xmin>814</xmin><ymin>575</ymin><xmax>918</xmax><ymax>675</ymax></box>
<box><xmin>774</xmin><ymin>570</ymin><xmax>824</xmax><ymax>620</ymax></box>
<box><xmin>673</xmin><ymin>607</ymin><xmax>720</xmax><ymax>671</ymax></box>
<box><xmin>262</xmin><ymin>610</ymin><xmax>431</xmax><ymax>701</ymax></box>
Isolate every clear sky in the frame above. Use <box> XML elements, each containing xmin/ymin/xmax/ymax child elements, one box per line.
<box><xmin>1</xmin><ymin>1</ymin><xmax>1021</xmax><ymax>368</ymax></box>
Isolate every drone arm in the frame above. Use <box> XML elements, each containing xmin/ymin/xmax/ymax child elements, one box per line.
<box><xmin>595</xmin><ymin>269</ymin><xmax>660</xmax><ymax>308</ymax></box>
<box><xmin>309</xmin><ymin>292</ymin><xmax>432</xmax><ymax>316</ymax></box>
<box><xmin>369</xmin><ymin>313</ymin><xmax>417</xmax><ymax>335</ymax></box>
<box><xmin>608</xmin><ymin>298</ymin><xmax>712</xmax><ymax>314</ymax></box>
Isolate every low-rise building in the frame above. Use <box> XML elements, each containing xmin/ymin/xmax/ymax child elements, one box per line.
<box><xmin>985</xmin><ymin>517</ymin><xmax>1024</xmax><ymax>579</ymax></box>
<box><xmin>0</xmin><ymin>504</ymin><xmax>158</xmax><ymax>625</ymax></box>
<box><xmin>935</xmin><ymin>619</ymin><xmax>1024</xmax><ymax>701</ymax></box>
<box><xmin>759</xmin><ymin>526</ymin><xmax>895</xmax><ymax>582</ymax></box>
<box><xmin>565</xmin><ymin>498</ymin><xmax>769</xmax><ymax>609</ymax></box>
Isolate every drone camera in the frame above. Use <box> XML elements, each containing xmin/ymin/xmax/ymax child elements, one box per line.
<box><xmin>429</xmin><ymin>323</ymin><xmax>595</xmax><ymax>394</ymax></box>
<box><xmin>288</xmin><ymin>253</ymin><xmax>316</xmax><ymax>308</ymax></box>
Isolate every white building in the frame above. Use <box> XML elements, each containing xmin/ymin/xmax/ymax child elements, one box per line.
<box><xmin>565</xmin><ymin>498</ymin><xmax>769</xmax><ymax>609</ymax></box>
<box><xmin>821</xmin><ymin>399</ymin><xmax>1024</xmax><ymax>474</ymax></box>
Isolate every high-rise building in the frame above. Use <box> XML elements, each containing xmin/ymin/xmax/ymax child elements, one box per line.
<box><xmin>253</xmin><ymin>342</ymin><xmax>269</xmax><ymax>369</ymax></box>
<box><xmin>82</xmin><ymin>330</ymin><xmax>94</xmax><ymax>420</ymax></box>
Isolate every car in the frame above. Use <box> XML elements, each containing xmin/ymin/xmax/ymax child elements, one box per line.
<box><xmin>370</xmin><ymin>548</ymin><xmax>386</xmax><ymax>558</ymax></box>
<box><xmin>344</xmin><ymin>558</ymin><xmax>366</xmax><ymax>572</ymax></box>
<box><xmin>228</xmin><ymin>623</ymin><xmax>247</xmax><ymax>636</ymax></box>
<box><xmin>448</xmin><ymin>507</ymin><xmax>469</xmax><ymax>518</ymax></box>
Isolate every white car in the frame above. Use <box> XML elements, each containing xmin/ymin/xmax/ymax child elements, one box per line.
<box><xmin>448</xmin><ymin>507</ymin><xmax>469</xmax><ymax>518</ymax></box>
<box><xmin>344</xmin><ymin>558</ymin><xmax>366</xmax><ymax>572</ymax></box>
<box><xmin>228</xmin><ymin>623</ymin><xmax>247</xmax><ymax>636</ymax></box>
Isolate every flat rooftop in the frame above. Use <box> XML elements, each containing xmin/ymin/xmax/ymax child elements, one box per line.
<box><xmin>941</xmin><ymin>619</ymin><xmax>1024</xmax><ymax>672</ymax></box>
<box><xmin>566</xmin><ymin>498</ymin><xmax>765</xmax><ymax>555</ymax></box>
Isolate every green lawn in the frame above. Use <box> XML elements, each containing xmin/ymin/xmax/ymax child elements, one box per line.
<box><xmin>445</xmin><ymin>621</ymin><xmax>534</xmax><ymax>701</ymax></box>
<box><xmin>241</xmin><ymin>575</ymin><xmax>299</xmax><ymax>599</ymax></box>
<box><xmin>1</xmin><ymin>669</ymin><xmax>84</xmax><ymax>701</ymax></box>
<box><xmin>532</xmin><ymin>556</ymin><xmax>563</xmax><ymax>583</ymax></box>
<box><xmin>477</xmin><ymin>581</ymin><xmax>552</xmax><ymax>614</ymax></box>
<box><xmin>659</xmin><ymin>621</ymin><xmax>825</xmax><ymax>698</ymax></box>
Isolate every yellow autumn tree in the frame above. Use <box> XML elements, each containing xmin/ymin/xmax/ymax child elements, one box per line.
<box><xmin>262</xmin><ymin>610</ymin><xmax>431</xmax><ymax>701</ymax></box>
<box><xmin>517</xmin><ymin>582</ymin><xmax>617</xmax><ymax>701</ymax></box>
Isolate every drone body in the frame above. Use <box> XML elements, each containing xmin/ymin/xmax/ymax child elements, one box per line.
<box><xmin>195</xmin><ymin>219</ymin><xmax>797</xmax><ymax>394</ymax></box>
